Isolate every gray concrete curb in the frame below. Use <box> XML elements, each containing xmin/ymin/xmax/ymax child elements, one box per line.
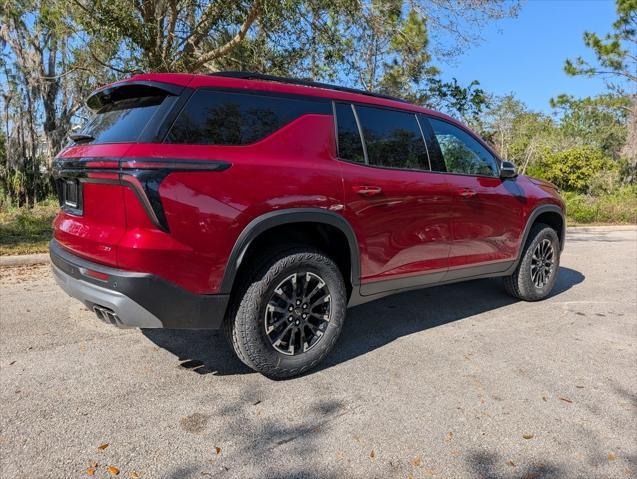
<box><xmin>567</xmin><ymin>225</ymin><xmax>636</xmax><ymax>231</ymax></box>
<box><xmin>0</xmin><ymin>253</ymin><xmax>50</xmax><ymax>267</ymax></box>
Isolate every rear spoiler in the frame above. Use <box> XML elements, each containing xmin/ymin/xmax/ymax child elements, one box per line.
<box><xmin>86</xmin><ymin>80</ymin><xmax>185</xmax><ymax>111</ymax></box>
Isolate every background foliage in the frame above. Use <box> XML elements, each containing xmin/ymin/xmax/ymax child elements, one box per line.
<box><xmin>0</xmin><ymin>0</ymin><xmax>635</xmax><ymax>235</ymax></box>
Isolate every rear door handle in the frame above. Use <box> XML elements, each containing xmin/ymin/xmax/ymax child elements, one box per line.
<box><xmin>352</xmin><ymin>185</ymin><xmax>383</xmax><ymax>197</ymax></box>
<box><xmin>458</xmin><ymin>188</ymin><xmax>477</xmax><ymax>198</ymax></box>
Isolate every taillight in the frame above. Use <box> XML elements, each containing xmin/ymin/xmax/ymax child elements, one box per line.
<box><xmin>53</xmin><ymin>156</ymin><xmax>231</xmax><ymax>232</ymax></box>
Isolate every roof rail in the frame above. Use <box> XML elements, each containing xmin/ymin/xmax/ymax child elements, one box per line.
<box><xmin>207</xmin><ymin>71</ymin><xmax>407</xmax><ymax>103</ymax></box>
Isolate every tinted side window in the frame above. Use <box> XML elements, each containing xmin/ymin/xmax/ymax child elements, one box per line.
<box><xmin>417</xmin><ymin>114</ymin><xmax>446</xmax><ymax>172</ymax></box>
<box><xmin>429</xmin><ymin>118</ymin><xmax>499</xmax><ymax>176</ymax></box>
<box><xmin>335</xmin><ymin>103</ymin><xmax>365</xmax><ymax>163</ymax></box>
<box><xmin>166</xmin><ymin>90</ymin><xmax>331</xmax><ymax>145</ymax></box>
<box><xmin>355</xmin><ymin>106</ymin><xmax>428</xmax><ymax>170</ymax></box>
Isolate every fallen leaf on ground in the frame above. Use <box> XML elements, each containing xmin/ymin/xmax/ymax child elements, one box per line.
<box><xmin>410</xmin><ymin>455</ymin><xmax>422</xmax><ymax>467</ymax></box>
<box><xmin>522</xmin><ymin>434</ymin><xmax>534</xmax><ymax>440</ymax></box>
<box><xmin>369</xmin><ymin>449</ymin><xmax>376</xmax><ymax>460</ymax></box>
<box><xmin>445</xmin><ymin>431</ymin><xmax>453</xmax><ymax>442</ymax></box>
<box><xmin>507</xmin><ymin>460</ymin><xmax>516</xmax><ymax>467</ymax></box>
<box><xmin>214</xmin><ymin>446</ymin><xmax>221</xmax><ymax>455</ymax></box>
<box><xmin>86</xmin><ymin>467</ymin><xmax>96</xmax><ymax>476</ymax></box>
<box><xmin>129</xmin><ymin>472</ymin><xmax>141</xmax><ymax>479</ymax></box>
<box><xmin>107</xmin><ymin>466</ymin><xmax>120</xmax><ymax>475</ymax></box>
<box><xmin>97</xmin><ymin>443</ymin><xmax>109</xmax><ymax>450</ymax></box>
<box><xmin>559</xmin><ymin>396</ymin><xmax>573</xmax><ymax>404</ymax></box>
<box><xmin>89</xmin><ymin>461</ymin><xmax>97</xmax><ymax>468</ymax></box>
<box><xmin>608</xmin><ymin>452</ymin><xmax>617</xmax><ymax>461</ymax></box>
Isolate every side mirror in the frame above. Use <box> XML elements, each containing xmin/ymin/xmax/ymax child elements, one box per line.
<box><xmin>500</xmin><ymin>161</ymin><xmax>517</xmax><ymax>179</ymax></box>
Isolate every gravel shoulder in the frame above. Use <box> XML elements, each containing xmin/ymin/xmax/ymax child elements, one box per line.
<box><xmin>1</xmin><ymin>227</ymin><xmax>636</xmax><ymax>479</ymax></box>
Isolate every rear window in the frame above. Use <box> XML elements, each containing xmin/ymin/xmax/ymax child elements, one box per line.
<box><xmin>79</xmin><ymin>95</ymin><xmax>165</xmax><ymax>144</ymax></box>
<box><xmin>165</xmin><ymin>90</ymin><xmax>331</xmax><ymax>145</ymax></box>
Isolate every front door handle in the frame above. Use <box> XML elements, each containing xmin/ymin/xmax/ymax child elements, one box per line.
<box><xmin>352</xmin><ymin>185</ymin><xmax>383</xmax><ymax>197</ymax></box>
<box><xmin>458</xmin><ymin>188</ymin><xmax>477</xmax><ymax>198</ymax></box>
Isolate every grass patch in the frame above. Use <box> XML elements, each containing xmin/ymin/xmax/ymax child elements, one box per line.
<box><xmin>0</xmin><ymin>198</ymin><xmax>59</xmax><ymax>255</ymax></box>
<box><xmin>564</xmin><ymin>186</ymin><xmax>637</xmax><ymax>225</ymax></box>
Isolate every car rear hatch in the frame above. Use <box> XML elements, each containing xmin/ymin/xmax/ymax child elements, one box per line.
<box><xmin>52</xmin><ymin>80</ymin><xmax>187</xmax><ymax>266</ymax></box>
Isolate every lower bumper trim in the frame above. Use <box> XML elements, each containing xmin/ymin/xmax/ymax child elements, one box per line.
<box><xmin>50</xmin><ymin>240</ymin><xmax>229</xmax><ymax>329</ymax></box>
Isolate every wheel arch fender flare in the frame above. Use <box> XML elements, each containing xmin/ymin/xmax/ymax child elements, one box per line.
<box><xmin>219</xmin><ymin>208</ymin><xmax>361</xmax><ymax>294</ymax></box>
<box><xmin>512</xmin><ymin>204</ymin><xmax>565</xmax><ymax>270</ymax></box>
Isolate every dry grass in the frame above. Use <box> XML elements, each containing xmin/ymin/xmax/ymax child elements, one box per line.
<box><xmin>0</xmin><ymin>198</ymin><xmax>59</xmax><ymax>255</ymax></box>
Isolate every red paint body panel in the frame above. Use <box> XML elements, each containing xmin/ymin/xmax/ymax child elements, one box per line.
<box><xmin>53</xmin><ymin>181</ymin><xmax>127</xmax><ymax>265</ymax></box>
<box><xmin>340</xmin><ymin>163</ymin><xmax>452</xmax><ymax>282</ymax></box>
<box><xmin>52</xmin><ymin>72</ymin><xmax>565</xmax><ymax>297</ymax></box>
<box><xmin>55</xmin><ymin>144</ymin><xmax>130</xmax><ymax>266</ymax></box>
<box><xmin>445</xmin><ymin>174</ymin><xmax>526</xmax><ymax>268</ymax></box>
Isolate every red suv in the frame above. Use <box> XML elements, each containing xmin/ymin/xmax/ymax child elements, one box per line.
<box><xmin>50</xmin><ymin>72</ymin><xmax>565</xmax><ymax>378</ymax></box>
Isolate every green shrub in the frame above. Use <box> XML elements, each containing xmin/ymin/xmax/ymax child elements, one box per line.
<box><xmin>587</xmin><ymin>168</ymin><xmax>621</xmax><ymax>196</ymax></box>
<box><xmin>564</xmin><ymin>186</ymin><xmax>637</xmax><ymax>224</ymax></box>
<box><xmin>532</xmin><ymin>146</ymin><xmax>616</xmax><ymax>193</ymax></box>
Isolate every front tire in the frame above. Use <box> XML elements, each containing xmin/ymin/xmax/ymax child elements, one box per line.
<box><xmin>224</xmin><ymin>247</ymin><xmax>346</xmax><ymax>379</ymax></box>
<box><xmin>504</xmin><ymin>223</ymin><xmax>560</xmax><ymax>301</ymax></box>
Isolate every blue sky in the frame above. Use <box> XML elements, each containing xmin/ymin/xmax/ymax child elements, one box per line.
<box><xmin>439</xmin><ymin>0</ymin><xmax>618</xmax><ymax>113</ymax></box>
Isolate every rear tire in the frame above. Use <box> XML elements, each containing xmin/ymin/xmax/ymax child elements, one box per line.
<box><xmin>224</xmin><ymin>247</ymin><xmax>346</xmax><ymax>379</ymax></box>
<box><xmin>504</xmin><ymin>223</ymin><xmax>560</xmax><ymax>301</ymax></box>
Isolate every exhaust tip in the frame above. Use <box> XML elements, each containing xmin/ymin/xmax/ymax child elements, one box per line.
<box><xmin>92</xmin><ymin>304</ymin><xmax>122</xmax><ymax>326</ymax></box>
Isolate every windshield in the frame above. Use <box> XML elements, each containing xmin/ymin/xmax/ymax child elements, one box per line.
<box><xmin>78</xmin><ymin>95</ymin><xmax>165</xmax><ymax>144</ymax></box>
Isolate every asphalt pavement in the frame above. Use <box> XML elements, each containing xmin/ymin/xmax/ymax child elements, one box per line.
<box><xmin>1</xmin><ymin>226</ymin><xmax>635</xmax><ymax>479</ymax></box>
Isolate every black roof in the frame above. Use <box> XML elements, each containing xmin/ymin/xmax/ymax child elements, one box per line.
<box><xmin>208</xmin><ymin>71</ymin><xmax>407</xmax><ymax>103</ymax></box>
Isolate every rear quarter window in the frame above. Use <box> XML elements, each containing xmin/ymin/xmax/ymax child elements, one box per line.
<box><xmin>165</xmin><ymin>90</ymin><xmax>331</xmax><ymax>145</ymax></box>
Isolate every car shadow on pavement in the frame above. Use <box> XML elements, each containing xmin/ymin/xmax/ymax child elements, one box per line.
<box><xmin>141</xmin><ymin>329</ymin><xmax>252</xmax><ymax>375</ymax></box>
<box><xmin>318</xmin><ymin>266</ymin><xmax>584</xmax><ymax>373</ymax></box>
<box><xmin>142</xmin><ymin>266</ymin><xmax>584</xmax><ymax>377</ymax></box>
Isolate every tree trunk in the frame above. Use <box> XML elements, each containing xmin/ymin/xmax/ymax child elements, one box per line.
<box><xmin>622</xmin><ymin>94</ymin><xmax>637</xmax><ymax>183</ymax></box>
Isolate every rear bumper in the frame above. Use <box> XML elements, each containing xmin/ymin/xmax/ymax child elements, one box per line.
<box><xmin>49</xmin><ymin>240</ymin><xmax>229</xmax><ymax>329</ymax></box>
